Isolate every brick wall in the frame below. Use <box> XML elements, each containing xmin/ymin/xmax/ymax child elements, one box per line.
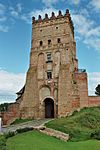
<box><xmin>1</xmin><ymin>98</ymin><xmax>21</xmax><ymax>125</ymax></box>
<box><xmin>88</xmin><ymin>96</ymin><xmax>100</xmax><ymax>107</ymax></box>
<box><xmin>76</xmin><ymin>72</ymin><xmax>88</xmax><ymax>108</ymax></box>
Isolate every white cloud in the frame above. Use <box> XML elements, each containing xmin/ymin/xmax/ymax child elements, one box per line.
<box><xmin>88</xmin><ymin>72</ymin><xmax>100</xmax><ymax>95</ymax></box>
<box><xmin>11</xmin><ymin>11</ymin><xmax>19</xmax><ymax>17</ymax></box>
<box><xmin>0</xmin><ymin>3</ymin><xmax>8</xmax><ymax>32</ymax></box>
<box><xmin>86</xmin><ymin>26</ymin><xmax>100</xmax><ymax>37</ymax></box>
<box><xmin>72</xmin><ymin>13</ymin><xmax>100</xmax><ymax>51</ymax></box>
<box><xmin>69</xmin><ymin>0</ymin><xmax>80</xmax><ymax>5</ymax></box>
<box><xmin>0</xmin><ymin>25</ymin><xmax>9</xmax><ymax>32</ymax></box>
<box><xmin>0</xmin><ymin>69</ymin><xmax>26</xmax><ymax>96</ymax></box>
<box><xmin>30</xmin><ymin>8</ymin><xmax>59</xmax><ymax>18</ymax></box>
<box><xmin>42</xmin><ymin>0</ymin><xmax>58</xmax><ymax>7</ymax></box>
<box><xmin>0</xmin><ymin>16</ymin><xmax>6</xmax><ymax>22</ymax></box>
<box><xmin>90</xmin><ymin>0</ymin><xmax>100</xmax><ymax>11</ymax></box>
<box><xmin>0</xmin><ymin>3</ymin><xmax>5</xmax><ymax>15</ymax></box>
<box><xmin>17</xmin><ymin>3</ymin><xmax>22</xmax><ymax>13</ymax></box>
<box><xmin>9</xmin><ymin>3</ymin><xmax>22</xmax><ymax>17</ymax></box>
<box><xmin>42</xmin><ymin>0</ymin><xmax>67</xmax><ymax>7</ymax></box>
<box><xmin>84</xmin><ymin>38</ymin><xmax>100</xmax><ymax>51</ymax></box>
<box><xmin>21</xmin><ymin>7</ymin><xmax>59</xmax><ymax>24</ymax></box>
<box><xmin>72</xmin><ymin>14</ymin><xmax>94</xmax><ymax>37</ymax></box>
<box><xmin>79</xmin><ymin>8</ymin><xmax>89</xmax><ymax>17</ymax></box>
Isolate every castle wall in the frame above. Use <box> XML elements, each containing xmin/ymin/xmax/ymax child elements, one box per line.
<box><xmin>76</xmin><ymin>72</ymin><xmax>88</xmax><ymax>108</ymax></box>
<box><xmin>1</xmin><ymin>10</ymin><xmax>100</xmax><ymax>125</ymax></box>
<box><xmin>88</xmin><ymin>96</ymin><xmax>100</xmax><ymax>107</ymax></box>
<box><xmin>58</xmin><ymin>64</ymin><xmax>73</xmax><ymax>116</ymax></box>
<box><xmin>1</xmin><ymin>100</ymin><xmax>20</xmax><ymax>125</ymax></box>
<box><xmin>19</xmin><ymin>67</ymin><xmax>39</xmax><ymax>119</ymax></box>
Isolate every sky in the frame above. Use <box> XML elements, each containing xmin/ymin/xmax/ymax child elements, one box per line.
<box><xmin>0</xmin><ymin>0</ymin><xmax>100</xmax><ymax>104</ymax></box>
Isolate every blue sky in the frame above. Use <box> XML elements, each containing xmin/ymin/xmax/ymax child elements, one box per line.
<box><xmin>0</xmin><ymin>0</ymin><xmax>100</xmax><ymax>104</ymax></box>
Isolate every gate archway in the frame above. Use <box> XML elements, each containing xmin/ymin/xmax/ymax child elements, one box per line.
<box><xmin>44</xmin><ymin>98</ymin><xmax>54</xmax><ymax>118</ymax></box>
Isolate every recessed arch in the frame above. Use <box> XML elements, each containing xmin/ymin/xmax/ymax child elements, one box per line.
<box><xmin>39</xmin><ymin>86</ymin><xmax>50</xmax><ymax>101</ymax></box>
<box><xmin>54</xmin><ymin>51</ymin><xmax>60</xmax><ymax>77</ymax></box>
<box><xmin>37</xmin><ymin>53</ymin><xmax>44</xmax><ymax>79</ymax></box>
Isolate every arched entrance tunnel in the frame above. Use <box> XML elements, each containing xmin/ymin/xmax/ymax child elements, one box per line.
<box><xmin>44</xmin><ymin>98</ymin><xmax>54</xmax><ymax>118</ymax></box>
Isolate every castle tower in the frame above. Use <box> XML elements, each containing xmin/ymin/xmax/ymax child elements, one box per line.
<box><xmin>19</xmin><ymin>9</ymin><xmax>88</xmax><ymax>119</ymax></box>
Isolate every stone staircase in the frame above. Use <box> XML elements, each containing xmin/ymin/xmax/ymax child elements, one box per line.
<box><xmin>2</xmin><ymin>119</ymin><xmax>69</xmax><ymax>141</ymax></box>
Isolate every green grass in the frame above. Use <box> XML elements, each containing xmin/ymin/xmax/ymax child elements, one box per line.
<box><xmin>6</xmin><ymin>131</ymin><xmax>100</xmax><ymax>150</ymax></box>
<box><xmin>0</xmin><ymin>134</ymin><xmax>6</xmax><ymax>150</ymax></box>
<box><xmin>45</xmin><ymin>106</ymin><xmax>100</xmax><ymax>141</ymax></box>
<box><xmin>10</xmin><ymin>118</ymin><xmax>33</xmax><ymax>125</ymax></box>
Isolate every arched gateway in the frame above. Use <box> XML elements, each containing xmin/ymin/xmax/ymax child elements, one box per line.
<box><xmin>44</xmin><ymin>98</ymin><xmax>54</xmax><ymax>118</ymax></box>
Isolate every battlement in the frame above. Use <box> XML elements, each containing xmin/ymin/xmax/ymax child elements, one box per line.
<box><xmin>32</xmin><ymin>9</ymin><xmax>74</xmax><ymax>35</ymax></box>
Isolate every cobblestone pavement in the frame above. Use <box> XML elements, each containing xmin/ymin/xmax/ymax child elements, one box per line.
<box><xmin>2</xmin><ymin>119</ymin><xmax>51</xmax><ymax>133</ymax></box>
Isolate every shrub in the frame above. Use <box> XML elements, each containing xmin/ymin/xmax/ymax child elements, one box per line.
<box><xmin>71</xmin><ymin>110</ymin><xmax>79</xmax><ymax>116</ymax></box>
<box><xmin>91</xmin><ymin>130</ymin><xmax>100</xmax><ymax>140</ymax></box>
<box><xmin>4</xmin><ymin>131</ymin><xmax>15</xmax><ymax>139</ymax></box>
<box><xmin>16</xmin><ymin>127</ymin><xmax>33</xmax><ymax>134</ymax></box>
<box><xmin>0</xmin><ymin>135</ymin><xmax>6</xmax><ymax>150</ymax></box>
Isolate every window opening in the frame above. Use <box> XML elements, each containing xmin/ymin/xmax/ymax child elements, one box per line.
<box><xmin>47</xmin><ymin>53</ymin><xmax>51</xmax><ymax>61</ymax></box>
<box><xmin>40</xmin><ymin>41</ymin><xmax>43</xmax><ymax>46</ymax></box>
<box><xmin>47</xmin><ymin>71</ymin><xmax>52</xmax><ymax>80</ymax></box>
<box><xmin>48</xmin><ymin>39</ymin><xmax>51</xmax><ymax>45</ymax></box>
<box><xmin>58</xmin><ymin>38</ymin><xmax>61</xmax><ymax>43</ymax></box>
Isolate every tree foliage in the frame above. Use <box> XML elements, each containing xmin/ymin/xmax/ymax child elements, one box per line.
<box><xmin>95</xmin><ymin>84</ymin><xmax>100</xmax><ymax>96</ymax></box>
<box><xmin>0</xmin><ymin>103</ymin><xmax>9</xmax><ymax>112</ymax></box>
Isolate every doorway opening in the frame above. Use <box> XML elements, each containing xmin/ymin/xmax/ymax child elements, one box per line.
<box><xmin>44</xmin><ymin>98</ymin><xmax>54</xmax><ymax>118</ymax></box>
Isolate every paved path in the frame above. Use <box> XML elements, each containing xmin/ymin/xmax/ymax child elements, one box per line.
<box><xmin>2</xmin><ymin>119</ymin><xmax>51</xmax><ymax>133</ymax></box>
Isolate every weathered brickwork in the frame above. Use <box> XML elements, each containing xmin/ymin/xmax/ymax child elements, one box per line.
<box><xmin>19</xmin><ymin>9</ymin><xmax>80</xmax><ymax>119</ymax></box>
<box><xmin>1</xmin><ymin>9</ymin><xmax>100</xmax><ymax>125</ymax></box>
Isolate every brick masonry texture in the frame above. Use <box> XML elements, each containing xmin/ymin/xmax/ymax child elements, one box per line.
<box><xmin>1</xmin><ymin>9</ymin><xmax>100</xmax><ymax>125</ymax></box>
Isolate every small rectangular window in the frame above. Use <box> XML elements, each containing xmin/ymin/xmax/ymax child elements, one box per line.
<box><xmin>40</xmin><ymin>41</ymin><xmax>43</xmax><ymax>46</ymax></box>
<box><xmin>58</xmin><ymin>38</ymin><xmax>61</xmax><ymax>43</ymax></box>
<box><xmin>48</xmin><ymin>39</ymin><xmax>51</xmax><ymax>45</ymax></box>
<box><xmin>47</xmin><ymin>71</ymin><xmax>52</xmax><ymax>80</ymax></box>
<box><xmin>47</xmin><ymin>53</ymin><xmax>51</xmax><ymax>61</ymax></box>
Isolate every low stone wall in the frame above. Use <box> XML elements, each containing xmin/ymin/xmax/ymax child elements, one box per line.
<box><xmin>34</xmin><ymin>126</ymin><xmax>69</xmax><ymax>141</ymax></box>
<box><xmin>88</xmin><ymin>96</ymin><xmax>100</xmax><ymax>107</ymax></box>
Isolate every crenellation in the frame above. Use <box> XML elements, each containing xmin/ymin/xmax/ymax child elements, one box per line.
<box><xmin>32</xmin><ymin>16</ymin><xmax>36</xmax><ymax>24</ymax></box>
<box><xmin>1</xmin><ymin>8</ymin><xmax>100</xmax><ymax>125</ymax></box>
<box><xmin>32</xmin><ymin>9</ymin><xmax>74</xmax><ymax>36</ymax></box>
<box><xmin>44</xmin><ymin>13</ymin><xmax>49</xmax><ymax>21</ymax></box>
<box><xmin>38</xmin><ymin>15</ymin><xmax>42</xmax><ymax>22</ymax></box>
<box><xmin>50</xmin><ymin>12</ymin><xmax>56</xmax><ymax>19</ymax></box>
<box><xmin>57</xmin><ymin>10</ymin><xmax>63</xmax><ymax>18</ymax></box>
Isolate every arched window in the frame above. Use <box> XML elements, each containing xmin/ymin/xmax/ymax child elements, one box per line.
<box><xmin>40</xmin><ymin>41</ymin><xmax>43</xmax><ymax>46</ymax></box>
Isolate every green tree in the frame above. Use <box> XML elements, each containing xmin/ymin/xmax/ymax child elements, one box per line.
<box><xmin>95</xmin><ymin>84</ymin><xmax>100</xmax><ymax>96</ymax></box>
<box><xmin>0</xmin><ymin>103</ymin><xmax>9</xmax><ymax>112</ymax></box>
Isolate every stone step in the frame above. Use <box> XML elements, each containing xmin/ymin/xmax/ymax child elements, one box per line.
<box><xmin>34</xmin><ymin>126</ymin><xmax>69</xmax><ymax>142</ymax></box>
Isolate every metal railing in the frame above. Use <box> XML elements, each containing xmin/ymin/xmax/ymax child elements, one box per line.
<box><xmin>78</xmin><ymin>69</ymin><xmax>86</xmax><ymax>73</ymax></box>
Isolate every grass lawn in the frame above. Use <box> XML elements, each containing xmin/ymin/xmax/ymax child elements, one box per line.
<box><xmin>45</xmin><ymin>106</ymin><xmax>100</xmax><ymax>141</ymax></box>
<box><xmin>10</xmin><ymin>118</ymin><xmax>33</xmax><ymax>125</ymax></box>
<box><xmin>6</xmin><ymin>131</ymin><xmax>100</xmax><ymax>150</ymax></box>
